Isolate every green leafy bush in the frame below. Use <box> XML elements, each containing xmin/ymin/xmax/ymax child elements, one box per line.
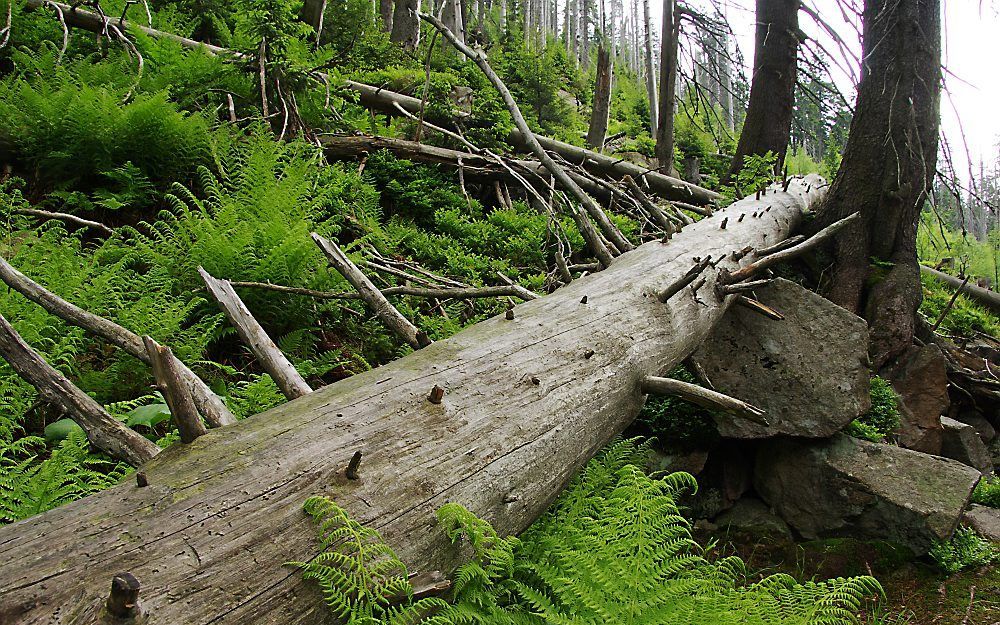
<box><xmin>972</xmin><ymin>475</ymin><xmax>1000</xmax><ymax>508</ymax></box>
<box><xmin>929</xmin><ymin>527</ymin><xmax>999</xmax><ymax>574</ymax></box>
<box><xmin>845</xmin><ymin>377</ymin><xmax>901</xmax><ymax>442</ymax></box>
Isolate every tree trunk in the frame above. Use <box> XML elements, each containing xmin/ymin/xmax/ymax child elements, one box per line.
<box><xmin>654</xmin><ymin>0</ymin><xmax>678</xmax><ymax>171</ymax></box>
<box><xmin>380</xmin><ymin>0</ymin><xmax>394</xmax><ymax>32</ymax></box>
<box><xmin>641</xmin><ymin>0</ymin><xmax>657</xmax><ymax>136</ymax></box>
<box><xmin>580</xmin><ymin>0</ymin><xmax>590</xmax><ymax>69</ymax></box>
<box><xmin>441</xmin><ymin>0</ymin><xmax>466</xmax><ymax>49</ymax></box>
<box><xmin>727</xmin><ymin>0</ymin><xmax>800</xmax><ymax>182</ymax></box>
<box><xmin>586</xmin><ymin>43</ymin><xmax>614</xmax><ymax>150</ymax></box>
<box><xmin>0</xmin><ymin>178</ymin><xmax>826</xmax><ymax>625</ymax></box>
<box><xmin>390</xmin><ymin>0</ymin><xmax>421</xmax><ymax>51</ymax></box>
<box><xmin>811</xmin><ymin>0</ymin><xmax>941</xmax><ymax>368</ymax></box>
<box><xmin>300</xmin><ymin>0</ymin><xmax>327</xmax><ymax>32</ymax></box>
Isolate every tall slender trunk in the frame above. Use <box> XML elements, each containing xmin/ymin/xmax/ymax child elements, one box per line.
<box><xmin>641</xmin><ymin>0</ymin><xmax>657</xmax><ymax>135</ymax></box>
<box><xmin>727</xmin><ymin>0</ymin><xmax>800</xmax><ymax>181</ymax></box>
<box><xmin>587</xmin><ymin>42</ymin><xmax>614</xmax><ymax>149</ymax></box>
<box><xmin>654</xmin><ymin>0</ymin><xmax>678</xmax><ymax>171</ymax></box>
<box><xmin>442</xmin><ymin>0</ymin><xmax>466</xmax><ymax>51</ymax></box>
<box><xmin>380</xmin><ymin>0</ymin><xmax>394</xmax><ymax>31</ymax></box>
<box><xmin>581</xmin><ymin>0</ymin><xmax>590</xmax><ymax>68</ymax></box>
<box><xmin>300</xmin><ymin>0</ymin><xmax>327</xmax><ymax>32</ymax></box>
<box><xmin>564</xmin><ymin>0</ymin><xmax>572</xmax><ymax>50</ymax></box>
<box><xmin>812</xmin><ymin>0</ymin><xmax>941</xmax><ymax>368</ymax></box>
<box><xmin>390</xmin><ymin>0</ymin><xmax>421</xmax><ymax>50</ymax></box>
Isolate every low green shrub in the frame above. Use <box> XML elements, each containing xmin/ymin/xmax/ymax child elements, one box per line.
<box><xmin>929</xmin><ymin>527</ymin><xmax>999</xmax><ymax>574</ymax></box>
<box><xmin>845</xmin><ymin>377</ymin><xmax>901</xmax><ymax>442</ymax></box>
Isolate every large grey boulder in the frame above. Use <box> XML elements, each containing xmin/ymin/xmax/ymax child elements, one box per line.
<box><xmin>691</xmin><ymin>279</ymin><xmax>870</xmax><ymax>438</ymax></box>
<box><xmin>755</xmin><ymin>434</ymin><xmax>981</xmax><ymax>554</ymax></box>
<box><xmin>940</xmin><ymin>416</ymin><xmax>993</xmax><ymax>473</ymax></box>
<box><xmin>714</xmin><ymin>498</ymin><xmax>792</xmax><ymax>539</ymax></box>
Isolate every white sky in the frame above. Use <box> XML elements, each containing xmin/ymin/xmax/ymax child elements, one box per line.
<box><xmin>649</xmin><ymin>0</ymin><xmax>1000</xmax><ymax>178</ymax></box>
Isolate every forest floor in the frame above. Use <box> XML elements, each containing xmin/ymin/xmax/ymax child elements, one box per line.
<box><xmin>710</xmin><ymin>529</ymin><xmax>1000</xmax><ymax>623</ymax></box>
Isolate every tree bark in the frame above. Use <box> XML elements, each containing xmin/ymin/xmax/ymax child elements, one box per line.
<box><xmin>0</xmin><ymin>313</ymin><xmax>160</xmax><ymax>467</ymax></box>
<box><xmin>300</xmin><ymin>0</ymin><xmax>327</xmax><ymax>33</ymax></box>
<box><xmin>641</xmin><ymin>0</ymin><xmax>657</xmax><ymax>135</ymax></box>
<box><xmin>727</xmin><ymin>0</ymin><xmax>800</xmax><ymax>182</ymax></box>
<box><xmin>390</xmin><ymin>0</ymin><xmax>421</xmax><ymax>51</ymax></box>
<box><xmin>380</xmin><ymin>0</ymin><xmax>394</xmax><ymax>32</ymax></box>
<box><xmin>654</xmin><ymin>0</ymin><xmax>678</xmax><ymax>171</ymax></box>
<box><xmin>0</xmin><ymin>178</ymin><xmax>826</xmax><ymax>625</ymax></box>
<box><xmin>585</xmin><ymin>43</ymin><xmax>614</xmax><ymax>150</ymax></box>
<box><xmin>811</xmin><ymin>0</ymin><xmax>941</xmax><ymax>368</ymax></box>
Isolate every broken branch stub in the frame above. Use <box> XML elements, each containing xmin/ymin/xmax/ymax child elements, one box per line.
<box><xmin>641</xmin><ymin>375</ymin><xmax>769</xmax><ymax>426</ymax></box>
<box><xmin>144</xmin><ymin>336</ymin><xmax>209</xmax><ymax>444</ymax></box>
<box><xmin>0</xmin><ymin>257</ymin><xmax>237</xmax><ymax>428</ymax></box>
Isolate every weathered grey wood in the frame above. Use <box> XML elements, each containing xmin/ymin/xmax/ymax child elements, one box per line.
<box><xmin>0</xmin><ymin>257</ymin><xmax>238</xmax><ymax>427</ymax></box>
<box><xmin>0</xmin><ymin>177</ymin><xmax>825</xmax><ymax>625</ymax></box>
<box><xmin>228</xmin><ymin>280</ymin><xmax>538</xmax><ymax>302</ymax></box>
<box><xmin>199</xmin><ymin>268</ymin><xmax>312</xmax><ymax>400</ymax></box>
<box><xmin>622</xmin><ymin>174</ymin><xmax>681</xmax><ymax>230</ymax></box>
<box><xmin>15</xmin><ymin>208</ymin><xmax>114</xmax><ymax>235</ymax></box>
<box><xmin>312</xmin><ymin>234</ymin><xmax>431</xmax><ymax>350</ymax></box>
<box><xmin>24</xmin><ymin>0</ymin><xmax>718</xmax><ymax>207</ymax></box>
<box><xmin>921</xmin><ymin>265</ymin><xmax>1000</xmax><ymax>315</ymax></box>
<box><xmin>0</xmin><ymin>312</ymin><xmax>159</xmax><ymax>467</ymax></box>
<box><xmin>722</xmin><ymin>211</ymin><xmax>860</xmax><ymax>284</ymax></box>
<box><xmin>421</xmin><ymin>13</ymin><xmax>632</xmax><ymax>264</ymax></box>
<box><xmin>641</xmin><ymin>374</ymin><xmax>769</xmax><ymax>426</ymax></box>
<box><xmin>736</xmin><ymin>295</ymin><xmax>786</xmax><ymax>320</ymax></box>
<box><xmin>144</xmin><ymin>336</ymin><xmax>209</xmax><ymax>444</ymax></box>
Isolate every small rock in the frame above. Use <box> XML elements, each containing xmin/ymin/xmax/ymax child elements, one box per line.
<box><xmin>962</xmin><ymin>504</ymin><xmax>1000</xmax><ymax>541</ymax></box>
<box><xmin>690</xmin><ymin>279</ymin><xmax>870</xmax><ymax>438</ymax></box>
<box><xmin>714</xmin><ymin>498</ymin><xmax>792</xmax><ymax>539</ymax></box>
<box><xmin>885</xmin><ymin>345</ymin><xmax>948</xmax><ymax>455</ymax></box>
<box><xmin>940</xmin><ymin>416</ymin><xmax>993</xmax><ymax>473</ymax></box>
<box><xmin>755</xmin><ymin>434</ymin><xmax>980</xmax><ymax>554</ymax></box>
<box><xmin>646</xmin><ymin>449</ymin><xmax>709</xmax><ymax>476</ymax></box>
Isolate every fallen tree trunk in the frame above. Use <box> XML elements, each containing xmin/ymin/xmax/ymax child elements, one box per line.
<box><xmin>22</xmin><ymin>0</ymin><xmax>718</xmax><ymax>206</ymax></box>
<box><xmin>0</xmin><ymin>176</ymin><xmax>825</xmax><ymax>625</ymax></box>
<box><xmin>921</xmin><ymin>265</ymin><xmax>1000</xmax><ymax>315</ymax></box>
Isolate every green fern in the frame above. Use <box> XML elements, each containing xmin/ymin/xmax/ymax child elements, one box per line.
<box><xmin>291</xmin><ymin>496</ymin><xmax>450</xmax><ymax>624</ymax></box>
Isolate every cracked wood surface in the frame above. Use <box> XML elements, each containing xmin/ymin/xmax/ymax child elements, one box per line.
<box><xmin>0</xmin><ymin>176</ymin><xmax>824</xmax><ymax>625</ymax></box>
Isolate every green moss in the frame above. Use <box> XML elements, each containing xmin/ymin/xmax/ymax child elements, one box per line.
<box><xmin>845</xmin><ymin>377</ymin><xmax>901</xmax><ymax>442</ymax></box>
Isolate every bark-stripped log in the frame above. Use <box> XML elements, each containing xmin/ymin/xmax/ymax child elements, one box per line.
<box><xmin>0</xmin><ymin>257</ymin><xmax>238</xmax><ymax>428</ymax></box>
<box><xmin>0</xmin><ymin>313</ymin><xmax>160</xmax><ymax>467</ymax></box>
<box><xmin>921</xmin><ymin>265</ymin><xmax>1000</xmax><ymax>315</ymax></box>
<box><xmin>22</xmin><ymin>0</ymin><xmax>718</xmax><ymax>207</ymax></box>
<box><xmin>0</xmin><ymin>176</ymin><xmax>825</xmax><ymax>625</ymax></box>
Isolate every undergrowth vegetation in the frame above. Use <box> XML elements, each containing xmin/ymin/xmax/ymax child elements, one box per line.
<box><xmin>297</xmin><ymin>440</ymin><xmax>885</xmax><ymax>623</ymax></box>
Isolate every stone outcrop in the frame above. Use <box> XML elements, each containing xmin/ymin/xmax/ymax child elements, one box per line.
<box><xmin>755</xmin><ymin>434</ymin><xmax>980</xmax><ymax>553</ymax></box>
<box><xmin>885</xmin><ymin>345</ymin><xmax>949</xmax><ymax>454</ymax></box>
<box><xmin>962</xmin><ymin>504</ymin><xmax>1000</xmax><ymax>541</ymax></box>
<box><xmin>714</xmin><ymin>498</ymin><xmax>792</xmax><ymax>539</ymax></box>
<box><xmin>940</xmin><ymin>416</ymin><xmax>992</xmax><ymax>473</ymax></box>
<box><xmin>691</xmin><ymin>279</ymin><xmax>870</xmax><ymax>438</ymax></box>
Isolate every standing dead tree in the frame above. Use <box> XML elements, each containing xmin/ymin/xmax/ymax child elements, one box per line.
<box><xmin>0</xmin><ymin>177</ymin><xmax>826</xmax><ymax>625</ymax></box>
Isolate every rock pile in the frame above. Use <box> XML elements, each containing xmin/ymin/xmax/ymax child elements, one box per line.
<box><xmin>661</xmin><ymin>279</ymin><xmax>992</xmax><ymax>554</ymax></box>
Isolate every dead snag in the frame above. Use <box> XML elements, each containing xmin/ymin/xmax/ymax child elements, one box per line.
<box><xmin>658</xmin><ymin>257</ymin><xmax>712</xmax><ymax>303</ymax></box>
<box><xmin>621</xmin><ymin>175</ymin><xmax>680</xmax><ymax>232</ymax></box>
<box><xmin>199</xmin><ymin>268</ymin><xmax>312</xmax><ymax>400</ymax></box>
<box><xmin>641</xmin><ymin>374</ymin><xmax>769</xmax><ymax>426</ymax></box>
<box><xmin>312</xmin><ymin>234</ymin><xmax>431</xmax><ymax>350</ymax></box>
<box><xmin>0</xmin><ymin>257</ymin><xmax>237</xmax><ymax>427</ymax></box>
<box><xmin>143</xmin><ymin>336</ymin><xmax>208</xmax><ymax>444</ymax></box>
<box><xmin>0</xmin><ymin>312</ymin><xmax>159</xmax><ymax>466</ymax></box>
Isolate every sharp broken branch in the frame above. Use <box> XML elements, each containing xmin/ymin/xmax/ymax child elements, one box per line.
<box><xmin>0</xmin><ymin>311</ymin><xmax>159</xmax><ymax>466</ymax></box>
<box><xmin>199</xmin><ymin>268</ymin><xmax>313</xmax><ymax>400</ymax></box>
<box><xmin>736</xmin><ymin>295</ymin><xmax>786</xmax><ymax>321</ymax></box>
<box><xmin>641</xmin><ymin>374</ymin><xmax>769</xmax><ymax>426</ymax></box>
<box><xmin>144</xmin><ymin>336</ymin><xmax>208</xmax><ymax>444</ymax></box>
